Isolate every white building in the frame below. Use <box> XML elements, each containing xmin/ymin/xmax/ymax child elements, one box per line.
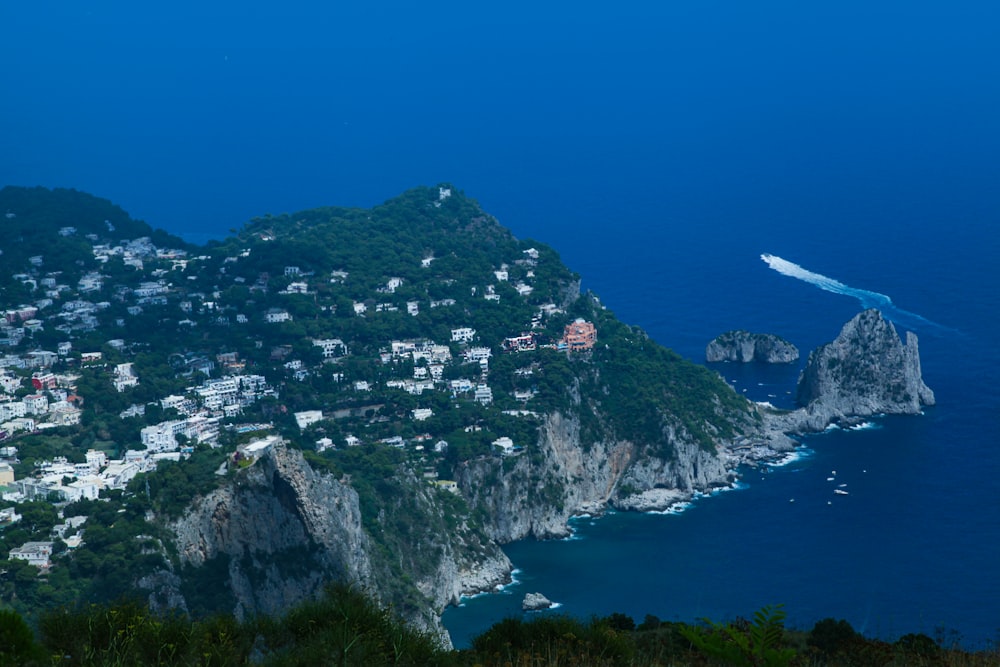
<box><xmin>0</xmin><ymin>401</ymin><xmax>27</xmax><ymax>421</ymax></box>
<box><xmin>449</xmin><ymin>379</ymin><xmax>474</xmax><ymax>394</ymax></box>
<box><xmin>9</xmin><ymin>541</ymin><xmax>53</xmax><ymax>568</ymax></box>
<box><xmin>493</xmin><ymin>437</ymin><xmax>515</xmax><ymax>455</ymax></box>
<box><xmin>86</xmin><ymin>449</ymin><xmax>108</xmax><ymax>472</ymax></box>
<box><xmin>451</xmin><ymin>327</ymin><xmax>476</xmax><ymax>343</ymax></box>
<box><xmin>313</xmin><ymin>338</ymin><xmax>347</xmax><ymax>358</ymax></box>
<box><xmin>101</xmin><ymin>461</ymin><xmax>140</xmax><ymax>490</ymax></box>
<box><xmin>474</xmin><ymin>384</ymin><xmax>494</xmax><ymax>405</ymax></box>
<box><xmin>265</xmin><ymin>308</ymin><xmax>292</xmax><ymax>323</ymax></box>
<box><xmin>412</xmin><ymin>408</ymin><xmax>433</xmax><ymax>421</ymax></box>
<box><xmin>294</xmin><ymin>410</ymin><xmax>324</xmax><ymax>430</ymax></box>
<box><xmin>141</xmin><ymin>420</ymin><xmax>186</xmax><ymax>451</ymax></box>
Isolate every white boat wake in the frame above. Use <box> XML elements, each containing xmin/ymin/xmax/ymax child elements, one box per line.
<box><xmin>760</xmin><ymin>254</ymin><xmax>951</xmax><ymax>333</ymax></box>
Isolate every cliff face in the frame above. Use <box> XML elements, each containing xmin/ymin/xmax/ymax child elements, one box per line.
<box><xmin>754</xmin><ymin>309</ymin><xmax>935</xmax><ymax>440</ymax></box>
<box><xmin>706</xmin><ymin>331</ymin><xmax>800</xmax><ymax>363</ymax></box>
<box><xmin>455</xmin><ymin>410</ymin><xmax>741</xmax><ymax>540</ymax></box>
<box><xmin>170</xmin><ymin>443</ymin><xmax>373</xmax><ymax>620</ymax></box>
<box><xmin>795</xmin><ymin>309</ymin><xmax>934</xmax><ymax>428</ymax></box>
<box><xmin>159</xmin><ymin>310</ymin><xmax>933</xmax><ymax>641</ymax></box>
<box><xmin>164</xmin><ymin>444</ymin><xmax>509</xmax><ymax>644</ymax></box>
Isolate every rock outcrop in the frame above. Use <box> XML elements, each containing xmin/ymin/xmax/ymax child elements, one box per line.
<box><xmin>169</xmin><ymin>442</ymin><xmax>373</xmax><ymax>621</ymax></box>
<box><xmin>757</xmin><ymin>309</ymin><xmax>934</xmax><ymax>437</ymax></box>
<box><xmin>522</xmin><ymin>592</ymin><xmax>554</xmax><ymax>611</ymax></box>
<box><xmin>161</xmin><ymin>443</ymin><xmax>510</xmax><ymax>645</ymax></box>
<box><xmin>454</xmin><ymin>409</ymin><xmax>746</xmax><ymax>540</ymax></box>
<box><xmin>158</xmin><ymin>309</ymin><xmax>933</xmax><ymax>644</ymax></box>
<box><xmin>706</xmin><ymin>331</ymin><xmax>800</xmax><ymax>363</ymax></box>
<box><xmin>795</xmin><ymin>309</ymin><xmax>934</xmax><ymax>428</ymax></box>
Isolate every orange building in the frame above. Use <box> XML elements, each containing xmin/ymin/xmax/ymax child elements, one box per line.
<box><xmin>562</xmin><ymin>319</ymin><xmax>597</xmax><ymax>352</ymax></box>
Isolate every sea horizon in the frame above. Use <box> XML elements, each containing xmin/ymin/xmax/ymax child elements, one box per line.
<box><xmin>3</xmin><ymin>0</ymin><xmax>999</xmax><ymax>651</ymax></box>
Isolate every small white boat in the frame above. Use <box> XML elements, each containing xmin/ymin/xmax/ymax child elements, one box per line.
<box><xmin>834</xmin><ymin>489</ymin><xmax>849</xmax><ymax>495</ymax></box>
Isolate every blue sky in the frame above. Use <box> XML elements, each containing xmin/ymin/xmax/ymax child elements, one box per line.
<box><xmin>2</xmin><ymin>1</ymin><xmax>998</xmax><ymax>241</ymax></box>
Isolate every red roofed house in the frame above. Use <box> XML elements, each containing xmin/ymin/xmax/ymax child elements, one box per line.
<box><xmin>562</xmin><ymin>319</ymin><xmax>597</xmax><ymax>352</ymax></box>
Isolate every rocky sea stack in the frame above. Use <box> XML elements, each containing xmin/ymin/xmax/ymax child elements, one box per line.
<box><xmin>706</xmin><ymin>331</ymin><xmax>800</xmax><ymax>363</ymax></box>
<box><xmin>756</xmin><ymin>308</ymin><xmax>935</xmax><ymax>443</ymax></box>
<box><xmin>797</xmin><ymin>308</ymin><xmax>935</xmax><ymax>419</ymax></box>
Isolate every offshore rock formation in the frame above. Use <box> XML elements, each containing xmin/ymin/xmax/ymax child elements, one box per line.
<box><xmin>760</xmin><ymin>309</ymin><xmax>934</xmax><ymax>437</ymax></box>
<box><xmin>796</xmin><ymin>309</ymin><xmax>934</xmax><ymax>427</ymax></box>
<box><xmin>706</xmin><ymin>331</ymin><xmax>800</xmax><ymax>363</ymax></box>
<box><xmin>522</xmin><ymin>592</ymin><xmax>554</xmax><ymax>611</ymax></box>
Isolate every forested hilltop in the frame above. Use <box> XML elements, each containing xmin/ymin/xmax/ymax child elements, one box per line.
<box><xmin>0</xmin><ymin>184</ymin><xmax>769</xmax><ymax>640</ymax></box>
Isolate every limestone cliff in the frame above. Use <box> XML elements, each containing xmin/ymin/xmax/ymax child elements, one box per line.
<box><xmin>455</xmin><ymin>407</ymin><xmax>747</xmax><ymax>540</ymax></box>
<box><xmin>795</xmin><ymin>309</ymin><xmax>934</xmax><ymax>428</ymax></box>
<box><xmin>758</xmin><ymin>309</ymin><xmax>935</xmax><ymax>437</ymax></box>
<box><xmin>169</xmin><ymin>443</ymin><xmax>373</xmax><ymax>621</ymax></box>
<box><xmin>162</xmin><ymin>443</ymin><xmax>510</xmax><ymax>644</ymax></box>
<box><xmin>157</xmin><ymin>310</ymin><xmax>933</xmax><ymax>641</ymax></box>
<box><xmin>706</xmin><ymin>331</ymin><xmax>800</xmax><ymax>363</ymax></box>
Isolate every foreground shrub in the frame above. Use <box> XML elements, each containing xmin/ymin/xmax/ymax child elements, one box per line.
<box><xmin>0</xmin><ymin>608</ymin><xmax>45</xmax><ymax>666</ymax></box>
<box><xmin>679</xmin><ymin>604</ymin><xmax>797</xmax><ymax>667</ymax></box>
<box><xmin>255</xmin><ymin>583</ymin><xmax>452</xmax><ymax>666</ymax></box>
<box><xmin>470</xmin><ymin>614</ymin><xmax>634</xmax><ymax>666</ymax></box>
<box><xmin>807</xmin><ymin>617</ymin><xmax>859</xmax><ymax>657</ymax></box>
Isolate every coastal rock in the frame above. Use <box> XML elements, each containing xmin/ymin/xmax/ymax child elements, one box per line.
<box><xmin>165</xmin><ymin>443</ymin><xmax>510</xmax><ymax>647</ymax></box>
<box><xmin>522</xmin><ymin>592</ymin><xmax>554</xmax><ymax>611</ymax></box>
<box><xmin>796</xmin><ymin>309</ymin><xmax>934</xmax><ymax>427</ymax></box>
<box><xmin>454</xmin><ymin>409</ymin><xmax>746</xmax><ymax>542</ymax></box>
<box><xmin>706</xmin><ymin>331</ymin><xmax>800</xmax><ymax>363</ymax></box>
<box><xmin>169</xmin><ymin>441</ymin><xmax>374</xmax><ymax>623</ymax></box>
<box><xmin>756</xmin><ymin>309</ymin><xmax>935</xmax><ymax>439</ymax></box>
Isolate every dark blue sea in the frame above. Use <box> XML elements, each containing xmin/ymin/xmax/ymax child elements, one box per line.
<box><xmin>442</xmin><ymin>218</ymin><xmax>1000</xmax><ymax>647</ymax></box>
<box><xmin>2</xmin><ymin>0</ymin><xmax>999</xmax><ymax>651</ymax></box>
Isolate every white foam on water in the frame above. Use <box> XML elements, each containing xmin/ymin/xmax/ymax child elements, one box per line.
<box><xmin>766</xmin><ymin>446</ymin><xmax>814</xmax><ymax>468</ymax></box>
<box><xmin>760</xmin><ymin>253</ymin><xmax>952</xmax><ymax>333</ymax></box>
<box><xmin>847</xmin><ymin>421</ymin><xmax>880</xmax><ymax>431</ymax></box>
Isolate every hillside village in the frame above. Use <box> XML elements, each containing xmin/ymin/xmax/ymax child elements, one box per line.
<box><xmin>0</xmin><ymin>185</ymin><xmax>599</xmax><ymax>580</ymax></box>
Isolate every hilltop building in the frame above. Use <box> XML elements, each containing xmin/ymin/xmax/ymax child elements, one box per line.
<box><xmin>562</xmin><ymin>319</ymin><xmax>597</xmax><ymax>352</ymax></box>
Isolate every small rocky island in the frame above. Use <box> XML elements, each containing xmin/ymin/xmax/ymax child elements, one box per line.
<box><xmin>760</xmin><ymin>308</ymin><xmax>935</xmax><ymax>439</ymax></box>
<box><xmin>706</xmin><ymin>331</ymin><xmax>799</xmax><ymax>363</ymax></box>
<box><xmin>522</xmin><ymin>593</ymin><xmax>554</xmax><ymax>611</ymax></box>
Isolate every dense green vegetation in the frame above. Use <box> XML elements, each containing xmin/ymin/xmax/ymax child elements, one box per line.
<box><xmin>0</xmin><ymin>183</ymin><xmax>769</xmax><ymax>646</ymax></box>
<box><xmin>1</xmin><ymin>589</ymin><xmax>996</xmax><ymax>666</ymax></box>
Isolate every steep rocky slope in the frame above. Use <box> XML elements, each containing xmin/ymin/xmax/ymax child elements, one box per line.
<box><xmin>455</xmin><ymin>410</ymin><xmax>742</xmax><ymax>536</ymax></box>
<box><xmin>162</xmin><ymin>444</ymin><xmax>509</xmax><ymax>643</ymax></box>
<box><xmin>796</xmin><ymin>309</ymin><xmax>935</xmax><ymax>427</ymax></box>
<box><xmin>761</xmin><ymin>309</ymin><xmax>935</xmax><ymax>436</ymax></box>
<box><xmin>156</xmin><ymin>310</ymin><xmax>934</xmax><ymax>643</ymax></box>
